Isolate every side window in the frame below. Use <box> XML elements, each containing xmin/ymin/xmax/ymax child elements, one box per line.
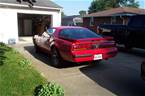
<box><xmin>90</xmin><ymin>17</ymin><xmax>94</xmax><ymax>26</ymax></box>
<box><xmin>59</xmin><ymin>29</ymin><xmax>71</xmax><ymax>38</ymax></box>
<box><xmin>111</xmin><ymin>16</ymin><xmax>116</xmax><ymax>24</ymax></box>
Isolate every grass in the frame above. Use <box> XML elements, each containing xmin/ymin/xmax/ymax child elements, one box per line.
<box><xmin>0</xmin><ymin>43</ymin><xmax>46</xmax><ymax>96</ymax></box>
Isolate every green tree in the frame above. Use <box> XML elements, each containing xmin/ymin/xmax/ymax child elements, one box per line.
<box><xmin>79</xmin><ymin>10</ymin><xmax>87</xmax><ymax>17</ymax></box>
<box><xmin>88</xmin><ymin>0</ymin><xmax>139</xmax><ymax>14</ymax></box>
<box><xmin>61</xmin><ymin>11</ymin><xmax>66</xmax><ymax>17</ymax></box>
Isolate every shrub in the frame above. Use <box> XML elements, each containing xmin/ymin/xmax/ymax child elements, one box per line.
<box><xmin>0</xmin><ymin>42</ymin><xmax>12</xmax><ymax>66</ymax></box>
<box><xmin>0</xmin><ymin>42</ymin><xmax>11</xmax><ymax>50</ymax></box>
<box><xmin>12</xmin><ymin>49</ymin><xmax>19</xmax><ymax>54</ymax></box>
<box><xmin>0</xmin><ymin>42</ymin><xmax>6</xmax><ymax>47</ymax></box>
<box><xmin>34</xmin><ymin>82</ymin><xmax>64</xmax><ymax>96</ymax></box>
<box><xmin>19</xmin><ymin>59</ymin><xmax>31</xmax><ymax>69</ymax></box>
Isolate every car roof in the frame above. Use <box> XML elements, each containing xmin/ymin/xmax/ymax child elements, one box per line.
<box><xmin>52</xmin><ymin>26</ymin><xmax>85</xmax><ymax>30</ymax></box>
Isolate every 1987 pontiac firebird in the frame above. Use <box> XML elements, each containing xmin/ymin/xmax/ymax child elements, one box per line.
<box><xmin>33</xmin><ymin>26</ymin><xmax>118</xmax><ymax>67</ymax></box>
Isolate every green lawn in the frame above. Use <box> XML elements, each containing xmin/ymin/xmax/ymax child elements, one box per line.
<box><xmin>0</xmin><ymin>43</ymin><xmax>46</xmax><ymax>96</ymax></box>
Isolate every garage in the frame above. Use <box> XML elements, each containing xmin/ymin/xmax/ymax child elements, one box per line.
<box><xmin>0</xmin><ymin>0</ymin><xmax>62</xmax><ymax>44</ymax></box>
<box><xmin>18</xmin><ymin>13</ymin><xmax>52</xmax><ymax>36</ymax></box>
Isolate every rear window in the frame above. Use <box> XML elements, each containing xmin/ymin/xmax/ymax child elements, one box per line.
<box><xmin>59</xmin><ymin>28</ymin><xmax>102</xmax><ymax>39</ymax></box>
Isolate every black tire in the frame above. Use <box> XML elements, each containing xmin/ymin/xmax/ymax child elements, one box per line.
<box><xmin>141</xmin><ymin>63</ymin><xmax>145</xmax><ymax>80</ymax></box>
<box><xmin>51</xmin><ymin>47</ymin><xmax>64</xmax><ymax>68</ymax></box>
<box><xmin>33</xmin><ymin>38</ymin><xmax>40</xmax><ymax>53</ymax></box>
<box><xmin>124</xmin><ymin>33</ymin><xmax>133</xmax><ymax>50</ymax></box>
<box><xmin>34</xmin><ymin>44</ymin><xmax>40</xmax><ymax>53</ymax></box>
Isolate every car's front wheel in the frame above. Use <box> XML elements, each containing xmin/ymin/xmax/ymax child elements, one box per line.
<box><xmin>34</xmin><ymin>45</ymin><xmax>39</xmax><ymax>53</ymax></box>
<box><xmin>51</xmin><ymin>47</ymin><xmax>63</xmax><ymax>68</ymax></box>
<box><xmin>141</xmin><ymin>62</ymin><xmax>145</xmax><ymax>80</ymax></box>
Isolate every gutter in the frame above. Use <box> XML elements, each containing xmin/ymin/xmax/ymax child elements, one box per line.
<box><xmin>0</xmin><ymin>2</ymin><xmax>62</xmax><ymax>11</ymax></box>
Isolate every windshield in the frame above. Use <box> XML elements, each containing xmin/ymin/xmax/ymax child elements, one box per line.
<box><xmin>59</xmin><ymin>28</ymin><xmax>102</xmax><ymax>39</ymax></box>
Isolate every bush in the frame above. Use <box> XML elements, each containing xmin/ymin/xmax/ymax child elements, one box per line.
<box><xmin>19</xmin><ymin>59</ymin><xmax>31</xmax><ymax>69</ymax></box>
<box><xmin>34</xmin><ymin>82</ymin><xmax>64</xmax><ymax>96</ymax></box>
<box><xmin>0</xmin><ymin>42</ymin><xmax>6</xmax><ymax>47</ymax></box>
<box><xmin>0</xmin><ymin>42</ymin><xmax>11</xmax><ymax>50</ymax></box>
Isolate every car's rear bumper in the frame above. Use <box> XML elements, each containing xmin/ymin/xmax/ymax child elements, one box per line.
<box><xmin>70</xmin><ymin>47</ymin><xmax>118</xmax><ymax>63</ymax></box>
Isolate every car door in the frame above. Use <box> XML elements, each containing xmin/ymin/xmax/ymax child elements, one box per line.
<box><xmin>42</xmin><ymin>28</ymin><xmax>56</xmax><ymax>51</ymax></box>
<box><xmin>34</xmin><ymin>34</ymin><xmax>44</xmax><ymax>47</ymax></box>
<box><xmin>57</xmin><ymin>29</ymin><xmax>72</xmax><ymax>60</ymax></box>
<box><xmin>40</xmin><ymin>32</ymin><xmax>50</xmax><ymax>50</ymax></box>
<box><xmin>129</xmin><ymin>16</ymin><xmax>145</xmax><ymax>48</ymax></box>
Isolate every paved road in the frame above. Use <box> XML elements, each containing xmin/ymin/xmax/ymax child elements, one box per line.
<box><xmin>12</xmin><ymin>43</ymin><xmax>145</xmax><ymax>96</ymax></box>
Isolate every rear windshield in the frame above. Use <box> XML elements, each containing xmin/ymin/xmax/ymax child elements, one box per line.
<box><xmin>59</xmin><ymin>28</ymin><xmax>102</xmax><ymax>39</ymax></box>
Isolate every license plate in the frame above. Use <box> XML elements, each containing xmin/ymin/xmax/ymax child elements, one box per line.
<box><xmin>94</xmin><ymin>54</ymin><xmax>102</xmax><ymax>60</ymax></box>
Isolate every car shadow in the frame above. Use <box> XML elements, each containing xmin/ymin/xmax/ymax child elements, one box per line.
<box><xmin>24</xmin><ymin>45</ymin><xmax>87</xmax><ymax>68</ymax></box>
<box><xmin>79</xmin><ymin>46</ymin><xmax>145</xmax><ymax>95</ymax></box>
<box><xmin>80</xmin><ymin>60</ymin><xmax>145</xmax><ymax>96</ymax></box>
<box><xmin>117</xmin><ymin>46</ymin><xmax>145</xmax><ymax>58</ymax></box>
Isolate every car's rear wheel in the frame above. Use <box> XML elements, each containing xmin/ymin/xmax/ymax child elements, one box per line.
<box><xmin>33</xmin><ymin>41</ymin><xmax>40</xmax><ymax>53</ymax></box>
<box><xmin>35</xmin><ymin>45</ymin><xmax>40</xmax><ymax>53</ymax></box>
<box><xmin>33</xmin><ymin>38</ymin><xmax>40</xmax><ymax>53</ymax></box>
<box><xmin>51</xmin><ymin>47</ymin><xmax>63</xmax><ymax>68</ymax></box>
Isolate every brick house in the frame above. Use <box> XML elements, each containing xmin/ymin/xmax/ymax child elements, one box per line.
<box><xmin>62</xmin><ymin>15</ymin><xmax>83</xmax><ymax>26</ymax></box>
<box><xmin>83</xmin><ymin>7</ymin><xmax>145</xmax><ymax>32</ymax></box>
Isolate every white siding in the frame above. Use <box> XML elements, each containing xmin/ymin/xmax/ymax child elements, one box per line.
<box><xmin>0</xmin><ymin>9</ymin><xmax>18</xmax><ymax>44</ymax></box>
<box><xmin>0</xmin><ymin>7</ymin><xmax>61</xmax><ymax>44</ymax></box>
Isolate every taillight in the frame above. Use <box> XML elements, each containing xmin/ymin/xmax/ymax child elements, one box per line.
<box><xmin>72</xmin><ymin>43</ymin><xmax>92</xmax><ymax>51</ymax></box>
<box><xmin>99</xmin><ymin>41</ymin><xmax>115</xmax><ymax>48</ymax></box>
<box><xmin>71</xmin><ymin>40</ymin><xmax>116</xmax><ymax>51</ymax></box>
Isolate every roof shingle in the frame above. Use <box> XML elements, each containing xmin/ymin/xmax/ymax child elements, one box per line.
<box><xmin>84</xmin><ymin>7</ymin><xmax>145</xmax><ymax>17</ymax></box>
<box><xmin>0</xmin><ymin>0</ymin><xmax>62</xmax><ymax>8</ymax></box>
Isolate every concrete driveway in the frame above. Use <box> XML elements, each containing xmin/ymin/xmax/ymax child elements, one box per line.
<box><xmin>12</xmin><ymin>42</ymin><xmax>145</xmax><ymax>96</ymax></box>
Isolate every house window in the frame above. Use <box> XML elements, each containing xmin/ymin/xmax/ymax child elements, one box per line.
<box><xmin>111</xmin><ymin>16</ymin><xmax>116</xmax><ymax>24</ymax></box>
<box><xmin>90</xmin><ymin>17</ymin><xmax>94</xmax><ymax>26</ymax></box>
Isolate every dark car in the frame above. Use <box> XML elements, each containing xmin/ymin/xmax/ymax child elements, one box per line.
<box><xmin>141</xmin><ymin>60</ymin><xmax>145</xmax><ymax>80</ymax></box>
<box><xmin>98</xmin><ymin>15</ymin><xmax>145</xmax><ymax>49</ymax></box>
<box><xmin>33</xmin><ymin>26</ymin><xmax>118</xmax><ymax>67</ymax></box>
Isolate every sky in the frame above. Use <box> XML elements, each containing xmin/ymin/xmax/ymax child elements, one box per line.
<box><xmin>52</xmin><ymin>0</ymin><xmax>145</xmax><ymax>16</ymax></box>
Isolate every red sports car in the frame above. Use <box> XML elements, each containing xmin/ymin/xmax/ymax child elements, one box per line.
<box><xmin>33</xmin><ymin>26</ymin><xmax>118</xmax><ymax>67</ymax></box>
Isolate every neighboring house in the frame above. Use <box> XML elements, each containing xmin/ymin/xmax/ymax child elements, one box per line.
<box><xmin>83</xmin><ymin>7</ymin><xmax>145</xmax><ymax>31</ymax></box>
<box><xmin>0</xmin><ymin>0</ymin><xmax>62</xmax><ymax>44</ymax></box>
<box><xmin>62</xmin><ymin>15</ymin><xmax>83</xmax><ymax>26</ymax></box>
